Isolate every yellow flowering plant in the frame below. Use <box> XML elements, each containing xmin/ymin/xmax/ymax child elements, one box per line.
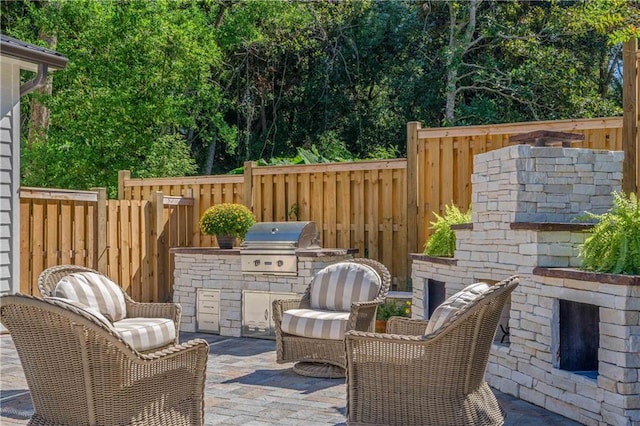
<box><xmin>376</xmin><ymin>299</ymin><xmax>411</xmax><ymax>321</ymax></box>
<box><xmin>199</xmin><ymin>203</ymin><xmax>256</xmax><ymax>239</ymax></box>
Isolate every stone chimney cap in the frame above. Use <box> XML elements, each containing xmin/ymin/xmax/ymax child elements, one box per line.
<box><xmin>509</xmin><ymin>130</ymin><xmax>585</xmax><ymax>147</ymax></box>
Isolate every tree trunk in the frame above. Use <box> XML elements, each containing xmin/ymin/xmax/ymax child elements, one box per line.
<box><xmin>443</xmin><ymin>0</ymin><xmax>480</xmax><ymax>126</ymax></box>
<box><xmin>205</xmin><ymin>133</ymin><xmax>218</xmax><ymax>175</ymax></box>
<box><xmin>26</xmin><ymin>31</ymin><xmax>57</xmax><ymax>146</ymax></box>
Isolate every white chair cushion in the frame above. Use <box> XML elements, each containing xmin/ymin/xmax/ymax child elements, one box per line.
<box><xmin>113</xmin><ymin>317</ymin><xmax>176</xmax><ymax>352</ymax></box>
<box><xmin>54</xmin><ymin>272</ymin><xmax>127</xmax><ymax>322</ymax></box>
<box><xmin>425</xmin><ymin>282</ymin><xmax>491</xmax><ymax>335</ymax></box>
<box><xmin>281</xmin><ymin>308</ymin><xmax>350</xmax><ymax>340</ymax></box>
<box><xmin>44</xmin><ymin>296</ymin><xmax>114</xmax><ymax>330</ymax></box>
<box><xmin>310</xmin><ymin>262</ymin><xmax>381</xmax><ymax>311</ymax></box>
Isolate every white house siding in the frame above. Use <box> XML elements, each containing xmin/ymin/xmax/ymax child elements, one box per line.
<box><xmin>0</xmin><ymin>61</ymin><xmax>21</xmax><ymax>297</ymax></box>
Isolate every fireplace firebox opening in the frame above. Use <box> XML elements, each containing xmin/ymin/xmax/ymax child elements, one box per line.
<box><xmin>426</xmin><ymin>279</ymin><xmax>446</xmax><ymax>318</ymax></box>
<box><xmin>557</xmin><ymin>299</ymin><xmax>599</xmax><ymax>379</ymax></box>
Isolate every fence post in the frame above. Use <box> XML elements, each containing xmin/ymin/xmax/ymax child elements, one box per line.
<box><xmin>622</xmin><ymin>39</ymin><xmax>638</xmax><ymax>196</ymax></box>
<box><xmin>91</xmin><ymin>187</ymin><xmax>108</xmax><ymax>274</ymax></box>
<box><xmin>118</xmin><ymin>170</ymin><xmax>131</xmax><ymax>200</ymax></box>
<box><xmin>406</xmin><ymin>121</ymin><xmax>421</xmax><ymax>258</ymax></box>
<box><xmin>153</xmin><ymin>191</ymin><xmax>165</xmax><ymax>302</ymax></box>
<box><xmin>243</xmin><ymin>161</ymin><xmax>255</xmax><ymax>210</ymax></box>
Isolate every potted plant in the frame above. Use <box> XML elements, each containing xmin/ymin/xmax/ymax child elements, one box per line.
<box><xmin>578</xmin><ymin>191</ymin><xmax>639</xmax><ymax>275</ymax></box>
<box><xmin>199</xmin><ymin>203</ymin><xmax>256</xmax><ymax>249</ymax></box>
<box><xmin>375</xmin><ymin>299</ymin><xmax>411</xmax><ymax>333</ymax></box>
<box><xmin>423</xmin><ymin>203</ymin><xmax>472</xmax><ymax>257</ymax></box>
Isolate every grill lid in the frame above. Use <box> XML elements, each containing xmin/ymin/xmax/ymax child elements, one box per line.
<box><xmin>241</xmin><ymin>221</ymin><xmax>320</xmax><ymax>250</ymax></box>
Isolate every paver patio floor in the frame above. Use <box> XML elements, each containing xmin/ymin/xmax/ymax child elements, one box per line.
<box><xmin>1</xmin><ymin>332</ymin><xmax>581</xmax><ymax>425</ymax></box>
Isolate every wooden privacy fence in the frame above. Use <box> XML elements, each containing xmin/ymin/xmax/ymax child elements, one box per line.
<box><xmin>24</xmin><ymin>116</ymin><xmax>629</xmax><ymax>293</ymax></box>
<box><xmin>119</xmin><ymin>159</ymin><xmax>409</xmax><ymax>288</ymax></box>
<box><xmin>19</xmin><ymin>187</ymin><xmax>193</xmax><ymax>302</ymax></box>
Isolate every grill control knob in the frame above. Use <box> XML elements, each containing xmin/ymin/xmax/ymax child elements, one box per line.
<box><xmin>254</xmin><ymin>260</ymin><xmax>260</xmax><ymax>266</ymax></box>
<box><xmin>277</xmin><ymin>260</ymin><xmax>284</xmax><ymax>267</ymax></box>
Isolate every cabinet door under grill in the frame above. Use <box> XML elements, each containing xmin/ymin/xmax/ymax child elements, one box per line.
<box><xmin>242</xmin><ymin>291</ymin><xmax>296</xmax><ymax>339</ymax></box>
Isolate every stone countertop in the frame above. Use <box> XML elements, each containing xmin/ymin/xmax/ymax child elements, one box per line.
<box><xmin>170</xmin><ymin>247</ymin><xmax>358</xmax><ymax>256</ymax></box>
<box><xmin>533</xmin><ymin>267</ymin><xmax>639</xmax><ymax>286</ymax></box>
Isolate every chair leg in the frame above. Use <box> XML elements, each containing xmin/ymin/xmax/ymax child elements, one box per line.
<box><xmin>500</xmin><ymin>324</ymin><xmax>510</xmax><ymax>343</ymax></box>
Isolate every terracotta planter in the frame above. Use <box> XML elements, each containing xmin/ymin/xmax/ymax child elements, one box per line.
<box><xmin>375</xmin><ymin>319</ymin><xmax>387</xmax><ymax>333</ymax></box>
<box><xmin>216</xmin><ymin>235</ymin><xmax>235</xmax><ymax>249</ymax></box>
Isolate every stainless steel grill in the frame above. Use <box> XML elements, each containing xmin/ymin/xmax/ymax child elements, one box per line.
<box><xmin>240</xmin><ymin>221</ymin><xmax>320</xmax><ymax>275</ymax></box>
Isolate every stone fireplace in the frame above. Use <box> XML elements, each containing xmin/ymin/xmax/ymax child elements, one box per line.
<box><xmin>411</xmin><ymin>144</ymin><xmax>640</xmax><ymax>425</ymax></box>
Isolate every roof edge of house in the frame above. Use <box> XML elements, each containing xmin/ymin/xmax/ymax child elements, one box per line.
<box><xmin>1</xmin><ymin>34</ymin><xmax>68</xmax><ymax>70</ymax></box>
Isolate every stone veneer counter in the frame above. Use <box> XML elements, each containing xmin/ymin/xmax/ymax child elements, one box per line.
<box><xmin>171</xmin><ymin>247</ymin><xmax>357</xmax><ymax>337</ymax></box>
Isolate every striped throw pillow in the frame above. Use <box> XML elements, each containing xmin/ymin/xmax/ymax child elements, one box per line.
<box><xmin>113</xmin><ymin>317</ymin><xmax>176</xmax><ymax>352</ymax></box>
<box><xmin>310</xmin><ymin>262</ymin><xmax>382</xmax><ymax>311</ymax></box>
<box><xmin>425</xmin><ymin>282</ymin><xmax>491</xmax><ymax>334</ymax></box>
<box><xmin>44</xmin><ymin>296</ymin><xmax>114</xmax><ymax>330</ymax></box>
<box><xmin>54</xmin><ymin>272</ymin><xmax>127</xmax><ymax>322</ymax></box>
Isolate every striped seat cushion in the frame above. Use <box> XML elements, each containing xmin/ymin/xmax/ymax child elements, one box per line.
<box><xmin>113</xmin><ymin>317</ymin><xmax>176</xmax><ymax>352</ymax></box>
<box><xmin>54</xmin><ymin>272</ymin><xmax>127</xmax><ymax>322</ymax></box>
<box><xmin>425</xmin><ymin>282</ymin><xmax>491</xmax><ymax>334</ymax></box>
<box><xmin>310</xmin><ymin>262</ymin><xmax>382</xmax><ymax>311</ymax></box>
<box><xmin>44</xmin><ymin>296</ymin><xmax>114</xmax><ymax>330</ymax></box>
<box><xmin>281</xmin><ymin>309</ymin><xmax>350</xmax><ymax>340</ymax></box>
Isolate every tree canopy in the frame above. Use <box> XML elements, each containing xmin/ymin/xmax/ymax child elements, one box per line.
<box><xmin>1</xmin><ymin>0</ymin><xmax>638</xmax><ymax>195</ymax></box>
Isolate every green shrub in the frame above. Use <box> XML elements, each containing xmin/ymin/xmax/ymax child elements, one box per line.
<box><xmin>579</xmin><ymin>191</ymin><xmax>640</xmax><ymax>275</ymax></box>
<box><xmin>376</xmin><ymin>299</ymin><xmax>411</xmax><ymax>321</ymax></box>
<box><xmin>423</xmin><ymin>204</ymin><xmax>472</xmax><ymax>257</ymax></box>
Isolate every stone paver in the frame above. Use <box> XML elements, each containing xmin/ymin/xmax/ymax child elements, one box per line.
<box><xmin>1</xmin><ymin>332</ymin><xmax>580</xmax><ymax>425</ymax></box>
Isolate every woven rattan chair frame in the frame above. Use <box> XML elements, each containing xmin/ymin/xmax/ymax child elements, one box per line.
<box><xmin>0</xmin><ymin>294</ymin><xmax>209</xmax><ymax>426</ymax></box>
<box><xmin>38</xmin><ymin>264</ymin><xmax>181</xmax><ymax>349</ymax></box>
<box><xmin>344</xmin><ymin>275</ymin><xmax>519</xmax><ymax>426</ymax></box>
<box><xmin>273</xmin><ymin>258</ymin><xmax>391</xmax><ymax>371</ymax></box>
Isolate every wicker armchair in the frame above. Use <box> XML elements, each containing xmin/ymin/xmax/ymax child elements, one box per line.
<box><xmin>0</xmin><ymin>294</ymin><xmax>209</xmax><ymax>426</ymax></box>
<box><xmin>344</xmin><ymin>275</ymin><xmax>519</xmax><ymax>426</ymax></box>
<box><xmin>273</xmin><ymin>258</ymin><xmax>390</xmax><ymax>378</ymax></box>
<box><xmin>38</xmin><ymin>265</ymin><xmax>181</xmax><ymax>351</ymax></box>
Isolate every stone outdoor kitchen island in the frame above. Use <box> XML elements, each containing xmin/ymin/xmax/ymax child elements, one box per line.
<box><xmin>411</xmin><ymin>144</ymin><xmax>639</xmax><ymax>426</ymax></box>
<box><xmin>171</xmin><ymin>247</ymin><xmax>355</xmax><ymax>338</ymax></box>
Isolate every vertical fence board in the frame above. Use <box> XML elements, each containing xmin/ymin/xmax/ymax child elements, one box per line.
<box><xmin>130</xmin><ymin>201</ymin><xmax>141</xmax><ymax>301</ymax></box>
<box><xmin>352</xmin><ymin>170</ymin><xmax>365</xmax><ymax>257</ymax></box>
<box><xmin>107</xmin><ymin>201</ymin><xmax>119</xmax><ymax>285</ymax></box>
<box><xmin>366</xmin><ymin>169</ymin><xmax>379</xmax><ymax>260</ymax></box>
<box><xmin>141</xmin><ymin>200</ymin><xmax>152</xmax><ymax>303</ymax></box>
<box><xmin>120</xmin><ymin>200</ymin><xmax>131</xmax><ymax>294</ymax></box>
<box><xmin>393</xmin><ymin>168</ymin><xmax>407</xmax><ymax>286</ymax></box>
<box><xmin>417</xmin><ymin>134</ymin><xmax>428</xmax><ymax>251</ymax></box>
<box><xmin>441</xmin><ymin>137</ymin><xmax>454</xmax><ymax>206</ymax></box>
<box><xmin>286</xmin><ymin>174</ymin><xmax>298</xmax><ymax>221</ymax></box>
<box><xmin>73</xmin><ymin>203</ymin><xmax>85</xmax><ymax>265</ymax></box>
<box><xmin>299</xmin><ymin>173</ymin><xmax>310</xmax><ymax>221</ymax></box>
<box><xmin>337</xmin><ymin>172</ymin><xmax>351</xmax><ymax>249</ymax></box>
<box><xmin>19</xmin><ymin>201</ymin><xmax>31</xmax><ymax>294</ymax></box>
<box><xmin>311</xmin><ymin>172</ymin><xmax>324</xmax><ymax>242</ymax></box>
<box><xmin>263</xmin><ymin>175</ymin><xmax>274</xmax><ymax>221</ymax></box>
<box><xmin>381</xmin><ymin>169</ymin><xmax>393</xmax><ymax>281</ymax></box>
<box><xmin>324</xmin><ymin>173</ymin><xmax>337</xmax><ymax>248</ymax></box>
<box><xmin>275</xmin><ymin>174</ymin><xmax>286</xmax><ymax>221</ymax></box>
<box><xmin>32</xmin><ymin>201</ymin><xmax>44</xmax><ymax>290</ymax></box>
<box><xmin>60</xmin><ymin>201</ymin><xmax>71</xmax><ymax>265</ymax></box>
<box><xmin>46</xmin><ymin>203</ymin><xmax>58</xmax><ymax>267</ymax></box>
<box><xmin>427</xmin><ymin>138</ymin><xmax>441</xmax><ymax>231</ymax></box>
<box><xmin>200</xmin><ymin>184</ymin><xmax>212</xmax><ymax>247</ymax></box>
